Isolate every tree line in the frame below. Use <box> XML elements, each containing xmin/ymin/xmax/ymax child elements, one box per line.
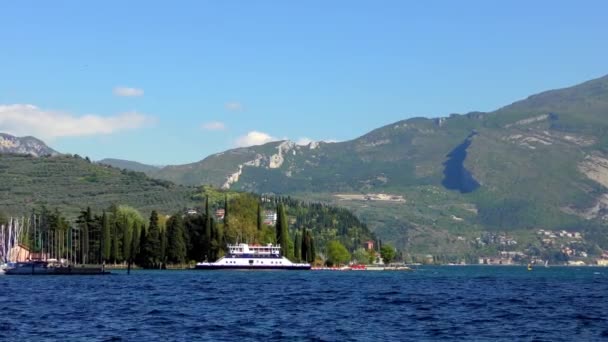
<box><xmin>16</xmin><ymin>194</ymin><xmax>320</xmax><ymax>268</ymax></box>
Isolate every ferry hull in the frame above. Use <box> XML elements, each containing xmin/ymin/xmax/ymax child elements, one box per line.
<box><xmin>194</xmin><ymin>264</ymin><xmax>311</xmax><ymax>271</ymax></box>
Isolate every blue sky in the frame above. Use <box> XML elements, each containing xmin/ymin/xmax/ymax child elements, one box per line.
<box><xmin>1</xmin><ymin>1</ymin><xmax>607</xmax><ymax>165</ymax></box>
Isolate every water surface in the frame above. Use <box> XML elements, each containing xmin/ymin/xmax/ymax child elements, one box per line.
<box><xmin>1</xmin><ymin>266</ymin><xmax>607</xmax><ymax>341</ymax></box>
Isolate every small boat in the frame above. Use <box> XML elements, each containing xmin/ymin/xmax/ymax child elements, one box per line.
<box><xmin>194</xmin><ymin>243</ymin><xmax>311</xmax><ymax>270</ymax></box>
<box><xmin>4</xmin><ymin>260</ymin><xmax>110</xmax><ymax>275</ymax></box>
<box><xmin>527</xmin><ymin>263</ymin><xmax>533</xmax><ymax>271</ymax></box>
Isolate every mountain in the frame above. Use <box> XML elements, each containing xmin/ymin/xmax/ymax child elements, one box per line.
<box><xmin>0</xmin><ymin>133</ymin><xmax>59</xmax><ymax>156</ymax></box>
<box><xmin>149</xmin><ymin>75</ymin><xmax>608</xmax><ymax>254</ymax></box>
<box><xmin>98</xmin><ymin>158</ymin><xmax>161</xmax><ymax>173</ymax></box>
<box><xmin>0</xmin><ymin>154</ymin><xmax>194</xmax><ymax>217</ymax></box>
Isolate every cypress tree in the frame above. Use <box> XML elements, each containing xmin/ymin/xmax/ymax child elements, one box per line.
<box><xmin>121</xmin><ymin>215</ymin><xmax>132</xmax><ymax>264</ymax></box>
<box><xmin>167</xmin><ymin>214</ymin><xmax>187</xmax><ymax>265</ymax></box>
<box><xmin>76</xmin><ymin>207</ymin><xmax>92</xmax><ymax>264</ymax></box>
<box><xmin>294</xmin><ymin>231</ymin><xmax>302</xmax><ymax>262</ymax></box>
<box><xmin>136</xmin><ymin>224</ymin><xmax>146</xmax><ymax>266</ymax></box>
<box><xmin>275</xmin><ymin>204</ymin><xmax>282</xmax><ymax>246</ymax></box>
<box><xmin>142</xmin><ymin>210</ymin><xmax>162</xmax><ymax>268</ymax></box>
<box><xmin>302</xmin><ymin>229</ymin><xmax>311</xmax><ymax>263</ymax></box>
<box><xmin>276</xmin><ymin>204</ymin><xmax>291</xmax><ymax>259</ymax></box>
<box><xmin>309</xmin><ymin>232</ymin><xmax>316</xmax><ymax>263</ymax></box>
<box><xmin>109</xmin><ymin>205</ymin><xmax>121</xmax><ymax>263</ymax></box>
<box><xmin>131</xmin><ymin>223</ymin><xmax>141</xmax><ymax>261</ymax></box>
<box><xmin>160</xmin><ymin>226</ymin><xmax>167</xmax><ymax>269</ymax></box>
<box><xmin>101</xmin><ymin>211</ymin><xmax>111</xmax><ymax>262</ymax></box>
<box><xmin>204</xmin><ymin>196</ymin><xmax>212</xmax><ymax>259</ymax></box>
<box><xmin>130</xmin><ymin>223</ymin><xmax>141</xmax><ymax>263</ymax></box>
<box><xmin>210</xmin><ymin>217</ymin><xmax>218</xmax><ymax>261</ymax></box>
<box><xmin>224</xmin><ymin>195</ymin><xmax>229</xmax><ymax>229</ymax></box>
<box><xmin>111</xmin><ymin>221</ymin><xmax>120</xmax><ymax>264</ymax></box>
<box><xmin>257</xmin><ymin>202</ymin><xmax>263</xmax><ymax>231</ymax></box>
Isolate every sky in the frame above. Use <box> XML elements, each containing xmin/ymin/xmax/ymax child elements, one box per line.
<box><xmin>1</xmin><ymin>1</ymin><xmax>607</xmax><ymax>165</ymax></box>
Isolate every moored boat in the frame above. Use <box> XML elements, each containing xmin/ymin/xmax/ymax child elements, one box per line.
<box><xmin>195</xmin><ymin>243</ymin><xmax>311</xmax><ymax>270</ymax></box>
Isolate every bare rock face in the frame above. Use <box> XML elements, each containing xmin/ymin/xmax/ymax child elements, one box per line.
<box><xmin>579</xmin><ymin>154</ymin><xmax>608</xmax><ymax>189</ymax></box>
<box><xmin>0</xmin><ymin>133</ymin><xmax>59</xmax><ymax>157</ymax></box>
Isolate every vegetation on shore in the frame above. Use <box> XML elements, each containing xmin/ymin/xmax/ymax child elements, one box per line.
<box><xmin>5</xmin><ymin>186</ymin><xmax>378</xmax><ymax>268</ymax></box>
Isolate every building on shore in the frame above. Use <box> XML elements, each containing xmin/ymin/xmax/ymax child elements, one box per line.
<box><xmin>9</xmin><ymin>243</ymin><xmax>49</xmax><ymax>262</ymax></box>
<box><xmin>478</xmin><ymin>256</ymin><xmax>515</xmax><ymax>265</ymax></box>
<box><xmin>597</xmin><ymin>259</ymin><xmax>608</xmax><ymax>266</ymax></box>
<box><xmin>263</xmin><ymin>210</ymin><xmax>277</xmax><ymax>225</ymax></box>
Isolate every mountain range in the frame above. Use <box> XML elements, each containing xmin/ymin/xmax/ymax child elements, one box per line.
<box><xmin>3</xmin><ymin>74</ymin><xmax>608</xmax><ymax>254</ymax></box>
<box><xmin>0</xmin><ymin>133</ymin><xmax>58</xmax><ymax>157</ymax></box>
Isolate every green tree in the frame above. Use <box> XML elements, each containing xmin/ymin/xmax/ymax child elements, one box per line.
<box><xmin>224</xmin><ymin>194</ymin><xmax>229</xmax><ymax>230</ymax></box>
<box><xmin>115</xmin><ymin>206</ymin><xmax>145</xmax><ymax>263</ymax></box>
<box><xmin>367</xmin><ymin>248</ymin><xmax>376</xmax><ymax>264</ymax></box>
<box><xmin>257</xmin><ymin>202</ymin><xmax>263</xmax><ymax>232</ymax></box>
<box><xmin>204</xmin><ymin>196</ymin><xmax>212</xmax><ymax>259</ymax></box>
<box><xmin>100</xmin><ymin>211</ymin><xmax>111</xmax><ymax>262</ymax></box>
<box><xmin>160</xmin><ymin>226</ymin><xmax>167</xmax><ymax>269</ymax></box>
<box><xmin>294</xmin><ymin>231</ymin><xmax>302</xmax><ymax>262</ymax></box>
<box><xmin>301</xmin><ymin>229</ymin><xmax>311</xmax><ymax>262</ymax></box>
<box><xmin>309</xmin><ymin>232</ymin><xmax>316</xmax><ymax>263</ymax></box>
<box><xmin>352</xmin><ymin>248</ymin><xmax>369</xmax><ymax>264</ymax></box>
<box><xmin>76</xmin><ymin>207</ymin><xmax>93</xmax><ymax>264</ymax></box>
<box><xmin>275</xmin><ymin>204</ymin><xmax>292</xmax><ymax>259</ymax></box>
<box><xmin>141</xmin><ymin>210</ymin><xmax>162</xmax><ymax>268</ymax></box>
<box><xmin>109</xmin><ymin>205</ymin><xmax>121</xmax><ymax>264</ymax></box>
<box><xmin>136</xmin><ymin>224</ymin><xmax>147</xmax><ymax>266</ymax></box>
<box><xmin>166</xmin><ymin>214</ymin><xmax>187</xmax><ymax>265</ymax></box>
<box><xmin>326</xmin><ymin>240</ymin><xmax>350</xmax><ymax>266</ymax></box>
<box><xmin>210</xmin><ymin>218</ymin><xmax>221</xmax><ymax>261</ymax></box>
<box><xmin>380</xmin><ymin>245</ymin><xmax>396</xmax><ymax>265</ymax></box>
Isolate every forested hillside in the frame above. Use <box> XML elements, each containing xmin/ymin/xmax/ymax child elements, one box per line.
<box><xmin>0</xmin><ymin>154</ymin><xmax>195</xmax><ymax>216</ymax></box>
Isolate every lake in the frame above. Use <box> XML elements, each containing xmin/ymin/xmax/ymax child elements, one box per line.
<box><xmin>1</xmin><ymin>266</ymin><xmax>607</xmax><ymax>341</ymax></box>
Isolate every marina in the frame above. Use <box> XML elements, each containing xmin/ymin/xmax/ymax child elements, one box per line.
<box><xmin>4</xmin><ymin>260</ymin><xmax>109</xmax><ymax>275</ymax></box>
<box><xmin>1</xmin><ymin>217</ymin><xmax>110</xmax><ymax>276</ymax></box>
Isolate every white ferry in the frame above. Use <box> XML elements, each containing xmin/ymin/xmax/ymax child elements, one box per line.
<box><xmin>194</xmin><ymin>243</ymin><xmax>311</xmax><ymax>270</ymax></box>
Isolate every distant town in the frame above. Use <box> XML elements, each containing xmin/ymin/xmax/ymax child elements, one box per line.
<box><xmin>475</xmin><ymin>229</ymin><xmax>608</xmax><ymax>266</ymax></box>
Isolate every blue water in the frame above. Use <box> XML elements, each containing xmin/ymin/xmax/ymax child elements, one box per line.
<box><xmin>1</xmin><ymin>266</ymin><xmax>607</xmax><ymax>341</ymax></box>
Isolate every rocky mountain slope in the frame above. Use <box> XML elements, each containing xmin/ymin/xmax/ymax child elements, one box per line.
<box><xmin>0</xmin><ymin>133</ymin><xmax>59</xmax><ymax>156</ymax></box>
<box><xmin>145</xmin><ymin>75</ymin><xmax>608</xmax><ymax>253</ymax></box>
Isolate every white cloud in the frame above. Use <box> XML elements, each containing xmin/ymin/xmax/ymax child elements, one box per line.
<box><xmin>201</xmin><ymin>121</ymin><xmax>226</xmax><ymax>131</ymax></box>
<box><xmin>113</xmin><ymin>86</ymin><xmax>144</xmax><ymax>97</ymax></box>
<box><xmin>235</xmin><ymin>131</ymin><xmax>277</xmax><ymax>147</ymax></box>
<box><xmin>225</xmin><ymin>101</ymin><xmax>243</xmax><ymax>111</ymax></box>
<box><xmin>0</xmin><ymin>104</ymin><xmax>154</xmax><ymax>139</ymax></box>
